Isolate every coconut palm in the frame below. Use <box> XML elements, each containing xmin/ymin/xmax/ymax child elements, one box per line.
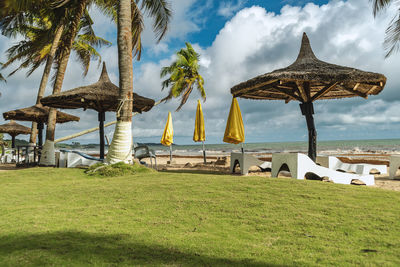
<box><xmin>372</xmin><ymin>0</ymin><xmax>400</xmax><ymax>57</ymax></box>
<box><xmin>0</xmin><ymin>63</ymin><xmax>5</xmax><ymax>82</ymax></box>
<box><xmin>160</xmin><ymin>42</ymin><xmax>205</xmax><ymax>111</ymax></box>
<box><xmin>1</xmin><ymin>9</ymin><xmax>110</xmax><ymax>145</ymax></box>
<box><xmin>105</xmin><ymin>0</ymin><xmax>172</xmax><ymax>163</ymax></box>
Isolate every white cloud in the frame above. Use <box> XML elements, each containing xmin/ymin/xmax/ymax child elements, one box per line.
<box><xmin>217</xmin><ymin>0</ymin><xmax>247</xmax><ymax>18</ymax></box>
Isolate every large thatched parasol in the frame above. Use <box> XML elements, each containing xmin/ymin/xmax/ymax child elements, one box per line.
<box><xmin>231</xmin><ymin>33</ymin><xmax>387</xmax><ymax>161</ymax></box>
<box><xmin>0</xmin><ymin>121</ymin><xmax>31</xmax><ymax>148</ymax></box>
<box><xmin>40</xmin><ymin>62</ymin><xmax>156</xmax><ymax>159</ymax></box>
<box><xmin>3</xmin><ymin>105</ymin><xmax>80</xmax><ymax>147</ymax></box>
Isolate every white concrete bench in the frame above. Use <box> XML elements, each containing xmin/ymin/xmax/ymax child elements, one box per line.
<box><xmin>272</xmin><ymin>153</ymin><xmax>374</xmax><ymax>186</ymax></box>
<box><xmin>389</xmin><ymin>155</ymin><xmax>400</xmax><ymax>179</ymax></box>
<box><xmin>230</xmin><ymin>152</ymin><xmax>271</xmax><ymax>175</ymax></box>
<box><xmin>317</xmin><ymin>156</ymin><xmax>387</xmax><ymax>175</ymax></box>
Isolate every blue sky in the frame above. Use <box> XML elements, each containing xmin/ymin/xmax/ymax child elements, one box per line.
<box><xmin>1</xmin><ymin>0</ymin><xmax>400</xmax><ymax>145</ymax></box>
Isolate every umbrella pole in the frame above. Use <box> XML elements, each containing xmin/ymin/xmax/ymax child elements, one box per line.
<box><xmin>202</xmin><ymin>141</ymin><xmax>206</xmax><ymax>164</ymax></box>
<box><xmin>169</xmin><ymin>145</ymin><xmax>172</xmax><ymax>163</ymax></box>
<box><xmin>241</xmin><ymin>143</ymin><xmax>244</xmax><ymax>154</ymax></box>
<box><xmin>98</xmin><ymin>111</ymin><xmax>105</xmax><ymax>160</ymax></box>
<box><xmin>300</xmin><ymin>102</ymin><xmax>317</xmax><ymax>162</ymax></box>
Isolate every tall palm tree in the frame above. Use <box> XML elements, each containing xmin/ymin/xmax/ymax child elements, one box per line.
<box><xmin>372</xmin><ymin>0</ymin><xmax>400</xmax><ymax>57</ymax></box>
<box><xmin>1</xmin><ymin>8</ymin><xmax>109</xmax><ymax>145</ymax></box>
<box><xmin>160</xmin><ymin>42</ymin><xmax>205</xmax><ymax>111</ymax></box>
<box><xmin>106</xmin><ymin>0</ymin><xmax>172</xmax><ymax>164</ymax></box>
<box><xmin>0</xmin><ymin>63</ymin><xmax>5</xmax><ymax>82</ymax></box>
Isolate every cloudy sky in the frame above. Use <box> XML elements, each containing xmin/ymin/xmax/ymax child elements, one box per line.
<box><xmin>1</xmin><ymin>0</ymin><xmax>399</xmax><ymax>145</ymax></box>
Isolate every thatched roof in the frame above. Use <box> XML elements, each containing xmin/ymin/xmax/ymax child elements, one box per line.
<box><xmin>0</xmin><ymin>120</ymin><xmax>31</xmax><ymax>136</ymax></box>
<box><xmin>3</xmin><ymin>104</ymin><xmax>80</xmax><ymax>124</ymax></box>
<box><xmin>40</xmin><ymin>62</ymin><xmax>155</xmax><ymax>113</ymax></box>
<box><xmin>231</xmin><ymin>33</ymin><xmax>387</xmax><ymax>102</ymax></box>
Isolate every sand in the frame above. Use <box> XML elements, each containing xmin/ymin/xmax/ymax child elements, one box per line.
<box><xmin>2</xmin><ymin>153</ymin><xmax>400</xmax><ymax>192</ymax></box>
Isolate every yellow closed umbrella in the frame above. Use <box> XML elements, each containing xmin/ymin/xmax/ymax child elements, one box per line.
<box><xmin>161</xmin><ymin>112</ymin><xmax>174</xmax><ymax>162</ymax></box>
<box><xmin>223</xmin><ymin>98</ymin><xmax>245</xmax><ymax>151</ymax></box>
<box><xmin>193</xmin><ymin>100</ymin><xmax>206</xmax><ymax>163</ymax></box>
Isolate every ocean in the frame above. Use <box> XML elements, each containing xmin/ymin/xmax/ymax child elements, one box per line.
<box><xmin>72</xmin><ymin>138</ymin><xmax>400</xmax><ymax>156</ymax></box>
<box><xmin>145</xmin><ymin>138</ymin><xmax>400</xmax><ymax>156</ymax></box>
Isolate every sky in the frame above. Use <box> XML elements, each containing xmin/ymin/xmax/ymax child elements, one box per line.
<box><xmin>1</xmin><ymin>0</ymin><xmax>400</xmax><ymax>145</ymax></box>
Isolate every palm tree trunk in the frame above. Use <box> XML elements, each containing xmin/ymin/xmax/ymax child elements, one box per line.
<box><xmin>106</xmin><ymin>0</ymin><xmax>134</xmax><ymax>164</ymax></box>
<box><xmin>30</xmin><ymin>24</ymin><xmax>64</xmax><ymax>145</ymax></box>
<box><xmin>40</xmin><ymin>0</ymin><xmax>88</xmax><ymax>166</ymax></box>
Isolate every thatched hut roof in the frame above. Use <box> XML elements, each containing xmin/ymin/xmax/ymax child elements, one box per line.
<box><xmin>3</xmin><ymin>105</ymin><xmax>80</xmax><ymax>124</ymax></box>
<box><xmin>0</xmin><ymin>120</ymin><xmax>31</xmax><ymax>136</ymax></box>
<box><xmin>40</xmin><ymin>62</ymin><xmax>155</xmax><ymax>113</ymax></box>
<box><xmin>231</xmin><ymin>33</ymin><xmax>386</xmax><ymax>102</ymax></box>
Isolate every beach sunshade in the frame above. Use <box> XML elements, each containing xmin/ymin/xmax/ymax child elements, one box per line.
<box><xmin>0</xmin><ymin>121</ymin><xmax>31</xmax><ymax>148</ymax></box>
<box><xmin>193</xmin><ymin>100</ymin><xmax>206</xmax><ymax>163</ymax></box>
<box><xmin>3</xmin><ymin>104</ymin><xmax>80</xmax><ymax>147</ymax></box>
<box><xmin>161</xmin><ymin>112</ymin><xmax>174</xmax><ymax>146</ymax></box>
<box><xmin>223</xmin><ymin>98</ymin><xmax>245</xmax><ymax>145</ymax></box>
<box><xmin>40</xmin><ymin>62</ymin><xmax>155</xmax><ymax>160</ymax></box>
<box><xmin>193</xmin><ymin>100</ymin><xmax>205</xmax><ymax>142</ymax></box>
<box><xmin>231</xmin><ymin>33</ymin><xmax>386</xmax><ymax>161</ymax></box>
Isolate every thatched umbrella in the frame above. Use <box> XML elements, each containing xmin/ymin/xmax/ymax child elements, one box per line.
<box><xmin>231</xmin><ymin>33</ymin><xmax>387</xmax><ymax>161</ymax></box>
<box><xmin>40</xmin><ymin>62</ymin><xmax>155</xmax><ymax>159</ymax></box>
<box><xmin>0</xmin><ymin>121</ymin><xmax>31</xmax><ymax>148</ymax></box>
<box><xmin>3</xmin><ymin>105</ymin><xmax>80</xmax><ymax>147</ymax></box>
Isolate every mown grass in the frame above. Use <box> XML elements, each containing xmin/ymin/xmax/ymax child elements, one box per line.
<box><xmin>0</xmin><ymin>167</ymin><xmax>399</xmax><ymax>266</ymax></box>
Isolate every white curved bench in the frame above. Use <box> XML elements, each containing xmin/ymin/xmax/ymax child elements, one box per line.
<box><xmin>316</xmin><ymin>156</ymin><xmax>387</xmax><ymax>175</ymax></box>
<box><xmin>230</xmin><ymin>152</ymin><xmax>271</xmax><ymax>175</ymax></box>
<box><xmin>272</xmin><ymin>153</ymin><xmax>374</xmax><ymax>186</ymax></box>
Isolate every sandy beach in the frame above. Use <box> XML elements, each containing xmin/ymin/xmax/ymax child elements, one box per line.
<box><xmin>136</xmin><ymin>153</ymin><xmax>400</xmax><ymax>192</ymax></box>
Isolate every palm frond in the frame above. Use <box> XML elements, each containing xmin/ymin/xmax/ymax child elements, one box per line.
<box><xmin>139</xmin><ymin>0</ymin><xmax>171</xmax><ymax>42</ymax></box>
<box><xmin>383</xmin><ymin>8</ymin><xmax>400</xmax><ymax>57</ymax></box>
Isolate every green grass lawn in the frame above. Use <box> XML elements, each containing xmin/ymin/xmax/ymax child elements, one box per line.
<box><xmin>0</xmin><ymin>167</ymin><xmax>400</xmax><ymax>266</ymax></box>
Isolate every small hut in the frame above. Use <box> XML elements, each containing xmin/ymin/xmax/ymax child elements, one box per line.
<box><xmin>41</xmin><ymin>62</ymin><xmax>155</xmax><ymax>159</ymax></box>
<box><xmin>3</xmin><ymin>104</ymin><xmax>80</xmax><ymax>147</ymax></box>
<box><xmin>231</xmin><ymin>33</ymin><xmax>386</xmax><ymax>161</ymax></box>
<box><xmin>0</xmin><ymin>121</ymin><xmax>31</xmax><ymax>148</ymax></box>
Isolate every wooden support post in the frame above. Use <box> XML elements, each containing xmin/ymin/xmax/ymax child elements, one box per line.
<box><xmin>11</xmin><ymin>135</ymin><xmax>16</xmax><ymax>149</ymax></box>
<box><xmin>98</xmin><ymin>111</ymin><xmax>105</xmax><ymax>160</ymax></box>
<box><xmin>300</xmin><ymin>102</ymin><xmax>317</xmax><ymax>162</ymax></box>
<box><xmin>37</xmin><ymin>122</ymin><xmax>44</xmax><ymax>148</ymax></box>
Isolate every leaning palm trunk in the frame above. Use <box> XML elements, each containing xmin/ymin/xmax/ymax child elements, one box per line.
<box><xmin>40</xmin><ymin>0</ymin><xmax>88</xmax><ymax>166</ymax></box>
<box><xmin>30</xmin><ymin>24</ymin><xmax>64</xmax><ymax>145</ymax></box>
<box><xmin>106</xmin><ymin>0</ymin><xmax>134</xmax><ymax>164</ymax></box>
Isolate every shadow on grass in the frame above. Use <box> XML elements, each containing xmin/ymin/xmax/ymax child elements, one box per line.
<box><xmin>0</xmin><ymin>231</ymin><xmax>278</xmax><ymax>266</ymax></box>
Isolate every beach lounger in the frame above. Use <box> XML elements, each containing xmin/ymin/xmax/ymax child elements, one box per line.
<box><xmin>134</xmin><ymin>145</ymin><xmax>157</xmax><ymax>169</ymax></box>
<box><xmin>271</xmin><ymin>153</ymin><xmax>374</xmax><ymax>186</ymax></box>
<box><xmin>316</xmin><ymin>156</ymin><xmax>387</xmax><ymax>175</ymax></box>
<box><xmin>389</xmin><ymin>155</ymin><xmax>400</xmax><ymax>179</ymax></box>
<box><xmin>230</xmin><ymin>152</ymin><xmax>271</xmax><ymax>175</ymax></box>
<box><xmin>58</xmin><ymin>149</ymin><xmax>102</xmax><ymax>168</ymax></box>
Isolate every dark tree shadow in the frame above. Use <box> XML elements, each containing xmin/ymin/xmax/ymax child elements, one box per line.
<box><xmin>0</xmin><ymin>231</ymin><xmax>279</xmax><ymax>266</ymax></box>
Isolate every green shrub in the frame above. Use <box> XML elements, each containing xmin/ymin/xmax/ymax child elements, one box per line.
<box><xmin>85</xmin><ymin>162</ymin><xmax>154</xmax><ymax>177</ymax></box>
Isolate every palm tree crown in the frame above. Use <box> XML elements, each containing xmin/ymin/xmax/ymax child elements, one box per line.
<box><xmin>161</xmin><ymin>42</ymin><xmax>205</xmax><ymax>111</ymax></box>
<box><xmin>372</xmin><ymin>0</ymin><xmax>400</xmax><ymax>57</ymax></box>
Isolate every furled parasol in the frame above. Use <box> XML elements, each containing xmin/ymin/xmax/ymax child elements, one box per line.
<box><xmin>231</xmin><ymin>33</ymin><xmax>386</xmax><ymax>161</ymax></box>
<box><xmin>0</xmin><ymin>121</ymin><xmax>31</xmax><ymax>148</ymax></box>
<box><xmin>3</xmin><ymin>104</ymin><xmax>80</xmax><ymax>147</ymax></box>
<box><xmin>40</xmin><ymin>62</ymin><xmax>155</xmax><ymax>159</ymax></box>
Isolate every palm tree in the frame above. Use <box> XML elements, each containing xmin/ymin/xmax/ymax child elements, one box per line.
<box><xmin>0</xmin><ymin>63</ymin><xmax>5</xmax><ymax>82</ymax></box>
<box><xmin>160</xmin><ymin>42</ymin><xmax>205</xmax><ymax>111</ymax></box>
<box><xmin>1</xmin><ymin>8</ymin><xmax>110</xmax><ymax>145</ymax></box>
<box><xmin>372</xmin><ymin>0</ymin><xmax>400</xmax><ymax>57</ymax></box>
<box><xmin>106</xmin><ymin>0</ymin><xmax>172</xmax><ymax>164</ymax></box>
